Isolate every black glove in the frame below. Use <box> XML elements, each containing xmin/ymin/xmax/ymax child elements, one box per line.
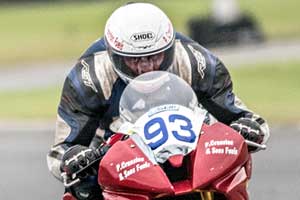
<box><xmin>61</xmin><ymin>145</ymin><xmax>109</xmax><ymax>200</ymax></box>
<box><xmin>230</xmin><ymin>117</ymin><xmax>264</xmax><ymax>152</ymax></box>
<box><xmin>61</xmin><ymin>145</ymin><xmax>102</xmax><ymax>178</ymax></box>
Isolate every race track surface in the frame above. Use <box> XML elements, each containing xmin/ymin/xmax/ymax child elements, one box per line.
<box><xmin>0</xmin><ymin>125</ymin><xmax>299</xmax><ymax>200</ymax></box>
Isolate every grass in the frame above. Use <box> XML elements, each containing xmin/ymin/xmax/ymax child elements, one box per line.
<box><xmin>0</xmin><ymin>60</ymin><xmax>299</xmax><ymax>124</ymax></box>
<box><xmin>0</xmin><ymin>86</ymin><xmax>62</xmax><ymax>119</ymax></box>
<box><xmin>230</xmin><ymin>60</ymin><xmax>300</xmax><ymax>124</ymax></box>
<box><xmin>0</xmin><ymin>0</ymin><xmax>300</xmax><ymax>65</ymax></box>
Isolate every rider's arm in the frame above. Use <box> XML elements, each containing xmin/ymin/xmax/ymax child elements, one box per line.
<box><xmin>46</xmin><ymin>58</ymin><xmax>109</xmax><ymax>181</ymax></box>
<box><xmin>185</xmin><ymin>41</ymin><xmax>270</xmax><ymax>145</ymax></box>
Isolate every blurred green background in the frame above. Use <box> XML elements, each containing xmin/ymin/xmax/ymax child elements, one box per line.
<box><xmin>0</xmin><ymin>0</ymin><xmax>299</xmax><ymax>124</ymax></box>
<box><xmin>1</xmin><ymin>0</ymin><xmax>300</xmax><ymax>65</ymax></box>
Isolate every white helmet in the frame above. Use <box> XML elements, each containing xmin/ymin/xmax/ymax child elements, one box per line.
<box><xmin>104</xmin><ymin>3</ymin><xmax>175</xmax><ymax>83</ymax></box>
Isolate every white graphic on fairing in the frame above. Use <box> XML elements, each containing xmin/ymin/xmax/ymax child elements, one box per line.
<box><xmin>204</xmin><ymin>139</ymin><xmax>238</xmax><ymax>155</ymax></box>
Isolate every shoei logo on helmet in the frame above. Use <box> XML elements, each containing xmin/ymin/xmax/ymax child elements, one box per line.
<box><xmin>130</xmin><ymin>32</ymin><xmax>155</xmax><ymax>42</ymax></box>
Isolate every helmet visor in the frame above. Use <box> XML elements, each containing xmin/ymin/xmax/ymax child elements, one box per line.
<box><xmin>109</xmin><ymin>44</ymin><xmax>175</xmax><ymax>82</ymax></box>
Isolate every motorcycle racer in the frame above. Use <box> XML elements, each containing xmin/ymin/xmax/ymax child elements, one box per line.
<box><xmin>46</xmin><ymin>2</ymin><xmax>270</xmax><ymax>200</ymax></box>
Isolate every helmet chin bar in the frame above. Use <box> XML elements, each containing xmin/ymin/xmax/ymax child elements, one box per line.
<box><xmin>109</xmin><ymin>43</ymin><xmax>176</xmax><ymax>84</ymax></box>
<box><xmin>113</xmin><ymin>67</ymin><xmax>133</xmax><ymax>84</ymax></box>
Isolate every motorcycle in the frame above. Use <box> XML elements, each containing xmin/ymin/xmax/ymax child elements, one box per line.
<box><xmin>62</xmin><ymin>71</ymin><xmax>266</xmax><ymax>200</ymax></box>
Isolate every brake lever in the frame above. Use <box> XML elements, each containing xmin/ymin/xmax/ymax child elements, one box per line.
<box><xmin>62</xmin><ymin>172</ymin><xmax>80</xmax><ymax>188</ymax></box>
<box><xmin>245</xmin><ymin>140</ymin><xmax>267</xmax><ymax>150</ymax></box>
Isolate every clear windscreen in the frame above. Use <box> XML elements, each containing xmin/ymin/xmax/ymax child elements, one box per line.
<box><xmin>118</xmin><ymin>71</ymin><xmax>206</xmax><ymax>163</ymax></box>
<box><xmin>119</xmin><ymin>71</ymin><xmax>198</xmax><ymax>123</ymax></box>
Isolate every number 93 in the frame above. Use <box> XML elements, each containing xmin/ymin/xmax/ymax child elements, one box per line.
<box><xmin>144</xmin><ymin>114</ymin><xmax>196</xmax><ymax>149</ymax></box>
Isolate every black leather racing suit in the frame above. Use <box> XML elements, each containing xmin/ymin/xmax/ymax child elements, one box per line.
<box><xmin>47</xmin><ymin>32</ymin><xmax>269</xmax><ymax>180</ymax></box>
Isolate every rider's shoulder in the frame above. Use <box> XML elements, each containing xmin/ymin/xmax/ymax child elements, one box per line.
<box><xmin>176</xmin><ymin>32</ymin><xmax>217</xmax><ymax>61</ymax></box>
<box><xmin>79</xmin><ymin>37</ymin><xmax>107</xmax><ymax>59</ymax></box>
<box><xmin>175</xmin><ymin>33</ymin><xmax>229</xmax><ymax>92</ymax></box>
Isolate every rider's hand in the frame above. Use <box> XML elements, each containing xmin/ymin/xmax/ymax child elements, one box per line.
<box><xmin>230</xmin><ymin>117</ymin><xmax>264</xmax><ymax>152</ymax></box>
<box><xmin>61</xmin><ymin>145</ymin><xmax>109</xmax><ymax>200</ymax></box>
<box><xmin>61</xmin><ymin>144</ymin><xmax>109</xmax><ymax>179</ymax></box>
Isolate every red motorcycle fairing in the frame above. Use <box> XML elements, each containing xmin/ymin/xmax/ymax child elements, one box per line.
<box><xmin>98</xmin><ymin>137</ymin><xmax>174</xmax><ymax>196</ymax></box>
<box><xmin>193</xmin><ymin>123</ymin><xmax>252</xmax><ymax>200</ymax></box>
<box><xmin>192</xmin><ymin>123</ymin><xmax>249</xmax><ymax>188</ymax></box>
<box><xmin>192</xmin><ymin>123</ymin><xmax>251</xmax><ymax>200</ymax></box>
<box><xmin>63</xmin><ymin>193</ymin><xmax>77</xmax><ymax>200</ymax></box>
<box><xmin>99</xmin><ymin>122</ymin><xmax>251</xmax><ymax>200</ymax></box>
<box><xmin>102</xmin><ymin>190</ymin><xmax>150</xmax><ymax>200</ymax></box>
<box><xmin>212</xmin><ymin>165</ymin><xmax>249</xmax><ymax>200</ymax></box>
